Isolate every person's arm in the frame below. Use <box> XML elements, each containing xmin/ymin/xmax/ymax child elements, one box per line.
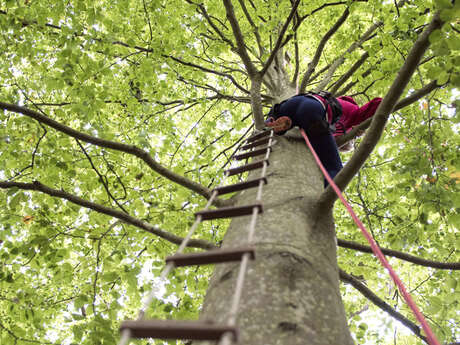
<box><xmin>334</xmin><ymin>97</ymin><xmax>382</xmax><ymax>148</ymax></box>
<box><xmin>345</xmin><ymin>97</ymin><xmax>382</xmax><ymax>128</ymax></box>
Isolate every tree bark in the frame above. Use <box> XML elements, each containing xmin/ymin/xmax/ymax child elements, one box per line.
<box><xmin>196</xmin><ymin>130</ymin><xmax>354</xmax><ymax>345</ymax></box>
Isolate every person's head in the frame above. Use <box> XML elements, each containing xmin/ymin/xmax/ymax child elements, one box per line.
<box><xmin>264</xmin><ymin>116</ymin><xmax>292</xmax><ymax>133</ymax></box>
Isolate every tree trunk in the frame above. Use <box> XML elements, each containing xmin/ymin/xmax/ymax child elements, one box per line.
<box><xmin>196</xmin><ymin>130</ymin><xmax>354</xmax><ymax>345</ymax></box>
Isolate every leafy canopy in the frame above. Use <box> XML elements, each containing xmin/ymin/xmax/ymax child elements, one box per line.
<box><xmin>0</xmin><ymin>0</ymin><xmax>459</xmax><ymax>344</ymax></box>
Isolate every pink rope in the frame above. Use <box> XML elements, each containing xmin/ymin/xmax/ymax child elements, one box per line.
<box><xmin>300</xmin><ymin>129</ymin><xmax>440</xmax><ymax>345</ymax></box>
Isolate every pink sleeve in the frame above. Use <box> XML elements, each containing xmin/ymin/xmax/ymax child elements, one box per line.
<box><xmin>343</xmin><ymin>97</ymin><xmax>382</xmax><ymax>128</ymax></box>
<box><xmin>337</xmin><ymin>96</ymin><xmax>358</xmax><ymax>105</ymax></box>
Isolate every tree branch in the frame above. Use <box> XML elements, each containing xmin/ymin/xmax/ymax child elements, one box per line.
<box><xmin>0</xmin><ymin>101</ymin><xmax>219</xmax><ymax>202</ymax></box>
<box><xmin>222</xmin><ymin>0</ymin><xmax>257</xmax><ymax>77</ymax></box>
<box><xmin>335</xmin><ymin>68</ymin><xmax>372</xmax><ymax>96</ymax></box>
<box><xmin>260</xmin><ymin>0</ymin><xmax>301</xmax><ymax>78</ymax></box>
<box><xmin>320</xmin><ymin>13</ymin><xmax>443</xmax><ymax>207</ymax></box>
<box><xmin>0</xmin><ymin>180</ymin><xmax>216</xmax><ymax>250</ymax></box>
<box><xmin>393</xmin><ymin>79</ymin><xmax>442</xmax><ymax>110</ymax></box>
<box><xmin>167</xmin><ymin>55</ymin><xmax>250</xmax><ymax>94</ymax></box>
<box><xmin>292</xmin><ymin>34</ymin><xmax>300</xmax><ymax>85</ymax></box>
<box><xmin>299</xmin><ymin>7</ymin><xmax>350</xmax><ymax>92</ymax></box>
<box><xmin>75</xmin><ymin>139</ymin><xmax>129</xmax><ymax>214</ymax></box>
<box><xmin>187</xmin><ymin>0</ymin><xmax>236</xmax><ymax>50</ymax></box>
<box><xmin>237</xmin><ymin>0</ymin><xmax>264</xmax><ymax>57</ymax></box>
<box><xmin>338</xmin><ymin>239</ymin><xmax>460</xmax><ymax>270</ymax></box>
<box><xmin>330</xmin><ymin>51</ymin><xmax>369</xmax><ymax>95</ymax></box>
<box><xmin>339</xmin><ymin>269</ymin><xmax>427</xmax><ymax>343</ymax></box>
<box><xmin>314</xmin><ymin>21</ymin><xmax>382</xmax><ymax>92</ymax></box>
<box><xmin>281</xmin><ymin>1</ymin><xmax>354</xmax><ymax>48</ymax></box>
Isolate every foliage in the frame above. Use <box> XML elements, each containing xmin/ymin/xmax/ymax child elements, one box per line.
<box><xmin>0</xmin><ymin>0</ymin><xmax>459</xmax><ymax>344</ymax></box>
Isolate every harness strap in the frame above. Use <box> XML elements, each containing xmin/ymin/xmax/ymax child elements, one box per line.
<box><xmin>307</xmin><ymin>94</ymin><xmax>326</xmax><ymax>111</ymax></box>
<box><xmin>302</xmin><ymin>93</ymin><xmax>336</xmax><ymax>132</ymax></box>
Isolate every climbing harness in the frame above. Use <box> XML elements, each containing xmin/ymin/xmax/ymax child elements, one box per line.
<box><xmin>118</xmin><ymin>129</ymin><xmax>275</xmax><ymax>345</ymax></box>
<box><xmin>300</xmin><ymin>128</ymin><xmax>441</xmax><ymax>345</ymax></box>
<box><xmin>268</xmin><ymin>91</ymin><xmax>342</xmax><ymax>132</ymax></box>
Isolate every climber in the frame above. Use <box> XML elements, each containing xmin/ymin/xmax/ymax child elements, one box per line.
<box><xmin>265</xmin><ymin>92</ymin><xmax>382</xmax><ymax>183</ymax></box>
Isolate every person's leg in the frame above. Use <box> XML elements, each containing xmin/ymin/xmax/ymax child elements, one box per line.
<box><xmin>309</xmin><ymin>133</ymin><xmax>343</xmax><ymax>184</ymax></box>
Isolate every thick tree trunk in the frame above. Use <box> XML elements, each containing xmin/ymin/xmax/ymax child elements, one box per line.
<box><xmin>197</xmin><ymin>130</ymin><xmax>354</xmax><ymax>345</ymax></box>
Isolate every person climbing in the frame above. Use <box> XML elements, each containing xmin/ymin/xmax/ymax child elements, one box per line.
<box><xmin>265</xmin><ymin>92</ymin><xmax>382</xmax><ymax>183</ymax></box>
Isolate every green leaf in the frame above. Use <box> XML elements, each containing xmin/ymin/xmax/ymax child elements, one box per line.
<box><xmin>7</xmin><ymin>187</ymin><xmax>19</xmax><ymax>196</ymax></box>
<box><xmin>74</xmin><ymin>295</ymin><xmax>89</xmax><ymax>309</ymax></box>
<box><xmin>447</xmin><ymin>276</ymin><xmax>457</xmax><ymax>290</ymax></box>
<box><xmin>434</xmin><ymin>0</ymin><xmax>453</xmax><ymax>9</ymax></box>
<box><xmin>102</xmin><ymin>272</ymin><xmax>118</xmax><ymax>282</ymax></box>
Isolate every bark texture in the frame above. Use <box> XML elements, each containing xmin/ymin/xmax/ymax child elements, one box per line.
<box><xmin>196</xmin><ymin>130</ymin><xmax>354</xmax><ymax>345</ymax></box>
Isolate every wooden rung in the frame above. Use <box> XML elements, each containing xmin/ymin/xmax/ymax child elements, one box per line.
<box><xmin>166</xmin><ymin>246</ymin><xmax>255</xmax><ymax>267</ymax></box>
<box><xmin>213</xmin><ymin>177</ymin><xmax>267</xmax><ymax>195</ymax></box>
<box><xmin>120</xmin><ymin>320</ymin><xmax>238</xmax><ymax>341</ymax></box>
<box><xmin>196</xmin><ymin>203</ymin><xmax>263</xmax><ymax>220</ymax></box>
<box><xmin>240</xmin><ymin>137</ymin><xmax>271</xmax><ymax>150</ymax></box>
<box><xmin>233</xmin><ymin>145</ymin><xmax>272</xmax><ymax>161</ymax></box>
<box><xmin>225</xmin><ymin>160</ymin><xmax>269</xmax><ymax>176</ymax></box>
<box><xmin>246</xmin><ymin>130</ymin><xmax>272</xmax><ymax>143</ymax></box>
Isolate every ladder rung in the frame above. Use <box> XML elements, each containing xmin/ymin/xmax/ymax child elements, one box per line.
<box><xmin>196</xmin><ymin>203</ymin><xmax>263</xmax><ymax>220</ymax></box>
<box><xmin>166</xmin><ymin>246</ymin><xmax>255</xmax><ymax>267</ymax></box>
<box><xmin>246</xmin><ymin>130</ymin><xmax>272</xmax><ymax>143</ymax></box>
<box><xmin>225</xmin><ymin>160</ymin><xmax>269</xmax><ymax>176</ymax></box>
<box><xmin>240</xmin><ymin>137</ymin><xmax>271</xmax><ymax>150</ymax></box>
<box><xmin>233</xmin><ymin>145</ymin><xmax>273</xmax><ymax>160</ymax></box>
<box><xmin>120</xmin><ymin>320</ymin><xmax>238</xmax><ymax>341</ymax></box>
<box><xmin>213</xmin><ymin>177</ymin><xmax>267</xmax><ymax>195</ymax></box>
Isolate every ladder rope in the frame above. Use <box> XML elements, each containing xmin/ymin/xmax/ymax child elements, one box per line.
<box><xmin>218</xmin><ymin>130</ymin><xmax>274</xmax><ymax>345</ymax></box>
<box><xmin>299</xmin><ymin>128</ymin><xmax>441</xmax><ymax>345</ymax></box>
<box><xmin>118</xmin><ymin>129</ymin><xmax>274</xmax><ymax>345</ymax></box>
<box><xmin>118</xmin><ymin>176</ymin><xmax>227</xmax><ymax>345</ymax></box>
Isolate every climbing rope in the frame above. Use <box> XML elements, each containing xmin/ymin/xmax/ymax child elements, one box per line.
<box><xmin>300</xmin><ymin>128</ymin><xmax>441</xmax><ymax>345</ymax></box>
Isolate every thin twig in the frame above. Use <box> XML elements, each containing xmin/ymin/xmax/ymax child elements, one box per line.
<box><xmin>76</xmin><ymin>139</ymin><xmax>129</xmax><ymax>214</ymax></box>
<box><xmin>340</xmin><ymin>269</ymin><xmax>427</xmax><ymax>343</ymax></box>
<box><xmin>167</xmin><ymin>55</ymin><xmax>250</xmax><ymax>94</ymax></box>
<box><xmin>169</xmin><ymin>100</ymin><xmax>219</xmax><ymax>165</ymax></box>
